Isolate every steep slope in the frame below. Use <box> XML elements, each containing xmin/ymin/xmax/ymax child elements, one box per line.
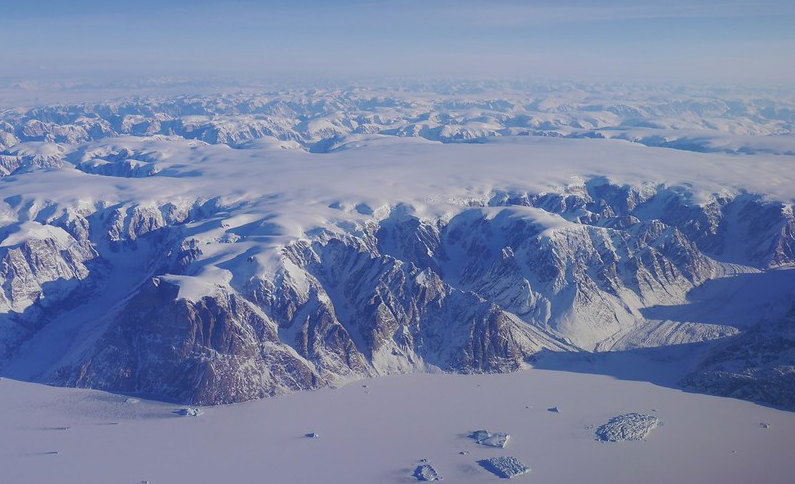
<box><xmin>60</xmin><ymin>278</ymin><xmax>322</xmax><ymax>404</ymax></box>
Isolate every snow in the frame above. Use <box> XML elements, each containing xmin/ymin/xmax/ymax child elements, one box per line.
<box><xmin>0</xmin><ymin>221</ymin><xmax>73</xmax><ymax>248</ymax></box>
<box><xmin>2</xmin><ymin>135</ymin><xmax>794</xmax><ymax>309</ymax></box>
<box><xmin>157</xmin><ymin>272</ymin><xmax>231</xmax><ymax>302</ymax></box>
<box><xmin>2</xmin><ymin>141</ymin><xmax>67</xmax><ymax>159</ymax></box>
<box><xmin>2</xmin><ymin>363</ymin><xmax>794</xmax><ymax>484</ymax></box>
<box><xmin>5</xmin><ymin>136</ymin><xmax>795</xmax><ymax>227</ymax></box>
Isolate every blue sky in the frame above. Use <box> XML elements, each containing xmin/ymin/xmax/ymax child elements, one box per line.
<box><xmin>1</xmin><ymin>0</ymin><xmax>794</xmax><ymax>83</ymax></box>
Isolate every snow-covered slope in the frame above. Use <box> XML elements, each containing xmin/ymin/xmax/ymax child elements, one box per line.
<box><xmin>0</xmin><ymin>84</ymin><xmax>793</xmax><ymax>407</ymax></box>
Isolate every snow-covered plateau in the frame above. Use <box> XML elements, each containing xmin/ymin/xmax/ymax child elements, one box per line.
<box><xmin>0</xmin><ymin>82</ymin><xmax>793</xmax><ymax>482</ymax></box>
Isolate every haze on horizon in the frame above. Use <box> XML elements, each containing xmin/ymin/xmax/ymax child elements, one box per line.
<box><xmin>1</xmin><ymin>0</ymin><xmax>794</xmax><ymax>85</ymax></box>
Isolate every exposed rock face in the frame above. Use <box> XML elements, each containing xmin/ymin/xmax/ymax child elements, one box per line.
<box><xmin>682</xmin><ymin>308</ymin><xmax>795</xmax><ymax>410</ymax></box>
<box><xmin>435</xmin><ymin>205</ymin><xmax>716</xmax><ymax>349</ymax></box>
<box><xmin>275</xmin><ymin>233</ymin><xmax>567</xmax><ymax>375</ymax></box>
<box><xmin>0</xmin><ymin>222</ymin><xmax>95</xmax><ymax>314</ymax></box>
<box><xmin>59</xmin><ymin>278</ymin><xmax>321</xmax><ymax>404</ymax></box>
<box><xmin>0</xmin><ymin>221</ymin><xmax>98</xmax><ymax>359</ymax></box>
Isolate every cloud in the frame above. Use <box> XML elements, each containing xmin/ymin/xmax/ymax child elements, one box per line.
<box><xmin>438</xmin><ymin>0</ymin><xmax>795</xmax><ymax>27</ymax></box>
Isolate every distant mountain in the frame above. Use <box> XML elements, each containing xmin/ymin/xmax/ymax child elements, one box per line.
<box><xmin>2</xmin><ymin>83</ymin><xmax>794</xmax><ymax>161</ymax></box>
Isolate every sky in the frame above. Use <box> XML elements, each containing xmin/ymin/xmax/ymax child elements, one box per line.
<box><xmin>1</xmin><ymin>0</ymin><xmax>794</xmax><ymax>84</ymax></box>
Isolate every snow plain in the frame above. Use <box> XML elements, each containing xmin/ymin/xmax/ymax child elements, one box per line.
<box><xmin>2</xmin><ymin>358</ymin><xmax>794</xmax><ymax>484</ymax></box>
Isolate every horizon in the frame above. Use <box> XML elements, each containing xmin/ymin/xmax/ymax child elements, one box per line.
<box><xmin>2</xmin><ymin>0</ymin><xmax>794</xmax><ymax>86</ymax></box>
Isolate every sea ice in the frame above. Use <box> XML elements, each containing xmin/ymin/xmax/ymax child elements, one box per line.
<box><xmin>413</xmin><ymin>464</ymin><xmax>442</xmax><ymax>481</ymax></box>
<box><xmin>595</xmin><ymin>413</ymin><xmax>660</xmax><ymax>442</ymax></box>
<box><xmin>470</xmin><ymin>429</ymin><xmax>510</xmax><ymax>448</ymax></box>
<box><xmin>478</xmin><ymin>456</ymin><xmax>530</xmax><ymax>479</ymax></box>
<box><xmin>175</xmin><ymin>407</ymin><xmax>204</xmax><ymax>417</ymax></box>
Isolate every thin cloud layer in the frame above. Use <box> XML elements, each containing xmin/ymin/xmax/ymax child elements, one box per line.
<box><xmin>1</xmin><ymin>0</ymin><xmax>793</xmax><ymax>83</ymax></box>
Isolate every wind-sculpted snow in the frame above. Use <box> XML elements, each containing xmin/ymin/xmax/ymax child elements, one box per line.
<box><xmin>0</xmin><ymin>86</ymin><xmax>793</xmax><ymax>406</ymax></box>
